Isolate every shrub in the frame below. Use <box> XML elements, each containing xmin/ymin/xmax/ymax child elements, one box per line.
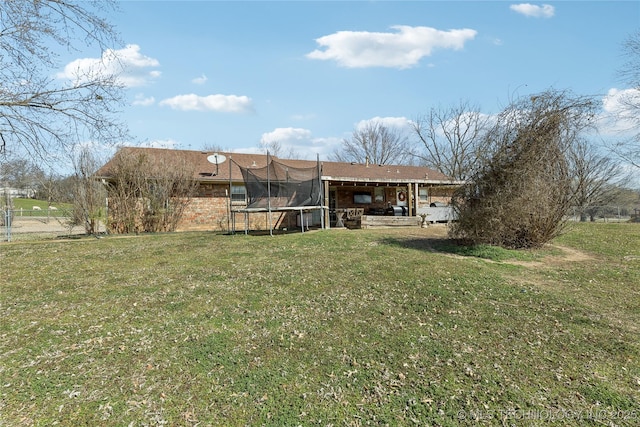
<box><xmin>450</xmin><ymin>90</ymin><xmax>596</xmax><ymax>248</ymax></box>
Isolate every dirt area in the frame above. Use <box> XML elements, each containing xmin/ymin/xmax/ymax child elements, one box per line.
<box><xmin>1</xmin><ymin>217</ymin><xmax>99</xmax><ymax>242</ymax></box>
<box><xmin>398</xmin><ymin>223</ymin><xmax>595</xmax><ymax>268</ymax></box>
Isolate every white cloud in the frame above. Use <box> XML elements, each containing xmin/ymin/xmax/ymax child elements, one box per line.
<box><xmin>259</xmin><ymin>128</ymin><xmax>342</xmax><ymax>160</ymax></box>
<box><xmin>510</xmin><ymin>3</ymin><xmax>555</xmax><ymax>18</ymax></box>
<box><xmin>132</xmin><ymin>93</ymin><xmax>155</xmax><ymax>106</ymax></box>
<box><xmin>257</xmin><ymin>119</ymin><xmax>416</xmax><ymax>161</ymax></box>
<box><xmin>355</xmin><ymin>116</ymin><xmax>414</xmax><ymax>133</ymax></box>
<box><xmin>57</xmin><ymin>44</ymin><xmax>161</xmax><ymax>87</ymax></box>
<box><xmin>599</xmin><ymin>87</ymin><xmax>640</xmax><ymax>135</ymax></box>
<box><xmin>306</xmin><ymin>25</ymin><xmax>477</xmax><ymax>69</ymax></box>
<box><xmin>258</xmin><ymin>118</ymin><xmax>414</xmax><ymax>160</ymax></box>
<box><xmin>307</xmin><ymin>136</ymin><xmax>343</xmax><ymax>159</ymax></box>
<box><xmin>260</xmin><ymin>127</ymin><xmax>312</xmax><ymax>145</ymax></box>
<box><xmin>232</xmin><ymin>146</ymin><xmax>266</xmax><ymax>155</ymax></box>
<box><xmin>192</xmin><ymin>74</ymin><xmax>208</xmax><ymax>85</ymax></box>
<box><xmin>159</xmin><ymin>94</ymin><xmax>254</xmax><ymax>113</ymax></box>
<box><xmin>602</xmin><ymin>88</ymin><xmax>639</xmax><ymax>116</ymax></box>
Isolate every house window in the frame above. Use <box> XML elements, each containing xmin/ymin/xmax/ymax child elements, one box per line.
<box><xmin>231</xmin><ymin>185</ymin><xmax>246</xmax><ymax>202</ymax></box>
<box><xmin>374</xmin><ymin>187</ymin><xmax>384</xmax><ymax>202</ymax></box>
<box><xmin>419</xmin><ymin>187</ymin><xmax>428</xmax><ymax>202</ymax></box>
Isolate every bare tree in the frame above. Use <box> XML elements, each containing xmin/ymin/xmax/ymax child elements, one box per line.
<box><xmin>0</xmin><ymin>1</ymin><xmax>126</xmax><ymax>159</ymax></box>
<box><xmin>71</xmin><ymin>147</ymin><xmax>107</xmax><ymax>234</ymax></box>
<box><xmin>611</xmin><ymin>30</ymin><xmax>640</xmax><ymax>169</ymax></box>
<box><xmin>0</xmin><ymin>158</ymin><xmax>42</xmax><ymax>191</ymax></box>
<box><xmin>412</xmin><ymin>101</ymin><xmax>489</xmax><ymax>180</ymax></box>
<box><xmin>569</xmin><ymin>139</ymin><xmax>626</xmax><ymax>221</ymax></box>
<box><xmin>106</xmin><ymin>150</ymin><xmax>198</xmax><ymax>233</ymax></box>
<box><xmin>259</xmin><ymin>140</ymin><xmax>299</xmax><ymax>159</ymax></box>
<box><xmin>450</xmin><ymin>90</ymin><xmax>597</xmax><ymax>249</ymax></box>
<box><xmin>105</xmin><ymin>152</ymin><xmax>146</xmax><ymax>233</ymax></box>
<box><xmin>331</xmin><ymin>120</ymin><xmax>412</xmax><ymax>165</ymax></box>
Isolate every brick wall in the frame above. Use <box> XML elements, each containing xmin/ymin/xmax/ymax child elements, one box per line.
<box><xmin>177</xmin><ymin>197</ymin><xmax>228</xmax><ymax>231</ymax></box>
<box><xmin>177</xmin><ymin>183</ymin><xmax>292</xmax><ymax>232</ymax></box>
<box><xmin>177</xmin><ymin>182</ymin><xmax>455</xmax><ymax>231</ymax></box>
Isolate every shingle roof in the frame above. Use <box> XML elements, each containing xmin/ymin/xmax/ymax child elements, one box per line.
<box><xmin>95</xmin><ymin>147</ymin><xmax>456</xmax><ymax>184</ymax></box>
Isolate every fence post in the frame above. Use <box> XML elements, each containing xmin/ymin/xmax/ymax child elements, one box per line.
<box><xmin>3</xmin><ymin>209</ymin><xmax>11</xmax><ymax>242</ymax></box>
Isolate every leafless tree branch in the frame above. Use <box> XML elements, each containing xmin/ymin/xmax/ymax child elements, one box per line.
<box><xmin>412</xmin><ymin>101</ymin><xmax>488</xmax><ymax>180</ymax></box>
<box><xmin>0</xmin><ymin>0</ymin><xmax>126</xmax><ymax>161</ymax></box>
<box><xmin>331</xmin><ymin>120</ymin><xmax>412</xmax><ymax>165</ymax></box>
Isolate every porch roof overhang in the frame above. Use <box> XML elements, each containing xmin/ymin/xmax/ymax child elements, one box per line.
<box><xmin>322</xmin><ymin>175</ymin><xmax>464</xmax><ymax>186</ymax></box>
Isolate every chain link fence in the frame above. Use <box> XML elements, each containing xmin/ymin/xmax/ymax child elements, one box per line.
<box><xmin>567</xmin><ymin>206</ymin><xmax>639</xmax><ymax>223</ymax></box>
<box><xmin>3</xmin><ymin>205</ymin><xmax>637</xmax><ymax>243</ymax></box>
<box><xmin>1</xmin><ymin>208</ymin><xmax>101</xmax><ymax>242</ymax></box>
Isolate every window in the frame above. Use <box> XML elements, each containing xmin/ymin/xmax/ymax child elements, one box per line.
<box><xmin>375</xmin><ymin>187</ymin><xmax>384</xmax><ymax>202</ymax></box>
<box><xmin>231</xmin><ymin>185</ymin><xmax>246</xmax><ymax>202</ymax></box>
<box><xmin>419</xmin><ymin>187</ymin><xmax>428</xmax><ymax>202</ymax></box>
<box><xmin>354</xmin><ymin>192</ymin><xmax>372</xmax><ymax>204</ymax></box>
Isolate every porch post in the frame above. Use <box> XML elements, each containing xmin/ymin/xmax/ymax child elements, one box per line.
<box><xmin>324</xmin><ymin>179</ymin><xmax>330</xmax><ymax>229</ymax></box>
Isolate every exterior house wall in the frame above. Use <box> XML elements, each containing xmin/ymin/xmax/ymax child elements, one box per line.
<box><xmin>175</xmin><ymin>182</ymin><xmax>457</xmax><ymax>232</ymax></box>
<box><xmin>176</xmin><ymin>183</ymin><xmax>228</xmax><ymax>231</ymax></box>
<box><xmin>177</xmin><ymin>196</ymin><xmax>228</xmax><ymax>231</ymax></box>
<box><xmin>97</xmin><ymin>147</ymin><xmax>460</xmax><ymax>233</ymax></box>
<box><xmin>176</xmin><ymin>183</ymin><xmax>295</xmax><ymax>232</ymax></box>
<box><xmin>426</xmin><ymin>186</ymin><xmax>456</xmax><ymax>206</ymax></box>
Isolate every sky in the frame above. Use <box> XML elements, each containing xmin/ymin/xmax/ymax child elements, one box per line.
<box><xmin>57</xmin><ymin>0</ymin><xmax>640</xmax><ymax>161</ymax></box>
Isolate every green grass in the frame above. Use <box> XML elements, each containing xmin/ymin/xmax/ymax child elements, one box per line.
<box><xmin>1</xmin><ymin>223</ymin><xmax>639</xmax><ymax>426</ymax></box>
<box><xmin>7</xmin><ymin>198</ymin><xmax>73</xmax><ymax>217</ymax></box>
<box><xmin>427</xmin><ymin>240</ymin><xmax>554</xmax><ymax>262</ymax></box>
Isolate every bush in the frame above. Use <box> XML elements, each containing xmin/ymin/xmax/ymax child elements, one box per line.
<box><xmin>103</xmin><ymin>149</ymin><xmax>198</xmax><ymax>233</ymax></box>
<box><xmin>450</xmin><ymin>90</ymin><xmax>596</xmax><ymax>249</ymax></box>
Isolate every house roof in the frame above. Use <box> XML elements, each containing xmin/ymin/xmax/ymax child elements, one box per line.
<box><xmin>95</xmin><ymin>147</ymin><xmax>457</xmax><ymax>185</ymax></box>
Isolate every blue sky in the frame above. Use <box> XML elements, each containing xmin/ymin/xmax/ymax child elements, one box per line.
<box><xmin>59</xmin><ymin>1</ymin><xmax>640</xmax><ymax>160</ymax></box>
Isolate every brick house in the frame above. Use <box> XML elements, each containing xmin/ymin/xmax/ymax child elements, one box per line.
<box><xmin>96</xmin><ymin>147</ymin><xmax>460</xmax><ymax>232</ymax></box>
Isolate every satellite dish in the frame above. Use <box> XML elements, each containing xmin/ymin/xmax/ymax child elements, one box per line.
<box><xmin>205</xmin><ymin>153</ymin><xmax>226</xmax><ymax>177</ymax></box>
<box><xmin>207</xmin><ymin>153</ymin><xmax>226</xmax><ymax>164</ymax></box>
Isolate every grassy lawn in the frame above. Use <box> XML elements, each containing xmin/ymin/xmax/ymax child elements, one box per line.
<box><xmin>6</xmin><ymin>198</ymin><xmax>73</xmax><ymax>217</ymax></box>
<box><xmin>1</xmin><ymin>223</ymin><xmax>638</xmax><ymax>426</ymax></box>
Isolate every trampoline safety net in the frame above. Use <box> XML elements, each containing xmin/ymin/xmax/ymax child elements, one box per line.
<box><xmin>236</xmin><ymin>157</ymin><xmax>322</xmax><ymax>209</ymax></box>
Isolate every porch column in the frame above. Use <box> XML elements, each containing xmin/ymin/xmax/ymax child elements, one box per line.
<box><xmin>324</xmin><ymin>179</ymin><xmax>330</xmax><ymax>229</ymax></box>
<box><xmin>407</xmin><ymin>184</ymin><xmax>413</xmax><ymax>216</ymax></box>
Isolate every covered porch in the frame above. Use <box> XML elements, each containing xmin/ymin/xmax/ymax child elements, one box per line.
<box><xmin>322</xmin><ymin>178</ymin><xmax>457</xmax><ymax>229</ymax></box>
